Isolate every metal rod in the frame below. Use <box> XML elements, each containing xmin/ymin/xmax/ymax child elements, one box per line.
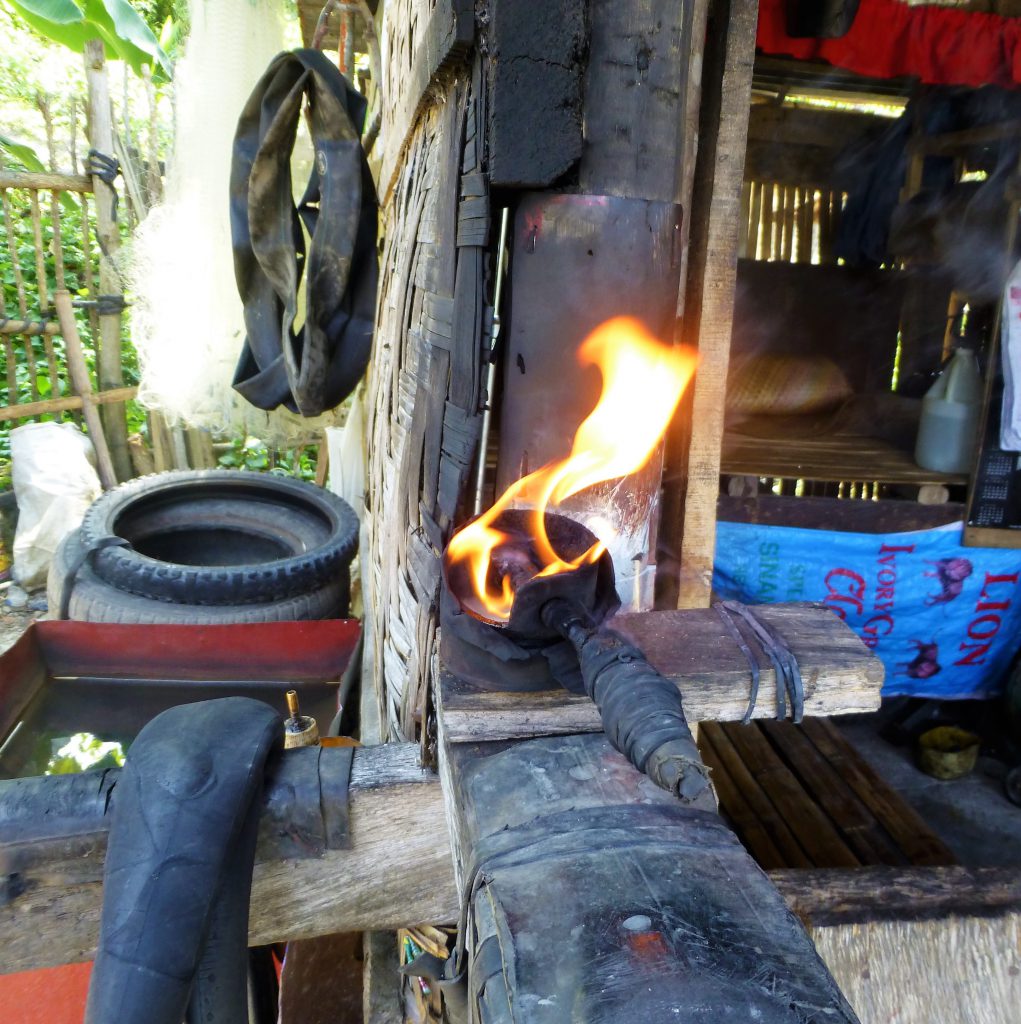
<box><xmin>473</xmin><ymin>207</ymin><xmax>511</xmax><ymax>515</ymax></box>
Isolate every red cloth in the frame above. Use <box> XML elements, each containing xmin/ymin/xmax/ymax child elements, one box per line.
<box><xmin>758</xmin><ymin>0</ymin><xmax>1021</xmax><ymax>89</ymax></box>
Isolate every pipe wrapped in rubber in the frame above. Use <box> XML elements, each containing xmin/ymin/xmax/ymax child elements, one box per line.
<box><xmin>544</xmin><ymin>598</ymin><xmax>710</xmax><ymax>801</ymax></box>
<box><xmin>85</xmin><ymin>697</ymin><xmax>281</xmax><ymax>1024</ymax></box>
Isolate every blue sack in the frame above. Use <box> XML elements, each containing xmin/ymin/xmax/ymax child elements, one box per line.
<box><xmin>713</xmin><ymin>519</ymin><xmax>1021</xmax><ymax>700</ymax></box>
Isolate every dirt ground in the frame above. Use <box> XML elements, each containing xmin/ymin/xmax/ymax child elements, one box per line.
<box><xmin>0</xmin><ymin>606</ymin><xmax>41</xmax><ymax>655</ymax></box>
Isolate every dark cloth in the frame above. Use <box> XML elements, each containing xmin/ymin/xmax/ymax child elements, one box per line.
<box><xmin>230</xmin><ymin>49</ymin><xmax>378</xmax><ymax>417</ymax></box>
<box><xmin>835</xmin><ymin>88</ymin><xmax>1021</xmax><ymax>270</ymax></box>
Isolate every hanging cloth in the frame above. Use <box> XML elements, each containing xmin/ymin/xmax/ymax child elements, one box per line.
<box><xmin>230</xmin><ymin>48</ymin><xmax>378</xmax><ymax>417</ymax></box>
<box><xmin>759</xmin><ymin>0</ymin><xmax>1021</xmax><ymax>89</ymax></box>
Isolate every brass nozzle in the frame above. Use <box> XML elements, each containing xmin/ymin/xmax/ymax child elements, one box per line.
<box><xmin>285</xmin><ymin>689</ymin><xmax>300</xmax><ymax>718</ymax></box>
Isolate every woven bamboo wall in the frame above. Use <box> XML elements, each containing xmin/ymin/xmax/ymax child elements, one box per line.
<box><xmin>364</xmin><ymin>59</ymin><xmax>488</xmax><ymax>742</ymax></box>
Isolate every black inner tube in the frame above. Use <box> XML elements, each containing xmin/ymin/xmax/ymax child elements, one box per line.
<box><xmin>85</xmin><ymin>698</ymin><xmax>281</xmax><ymax>1024</ymax></box>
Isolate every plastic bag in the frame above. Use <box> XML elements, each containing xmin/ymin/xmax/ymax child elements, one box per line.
<box><xmin>11</xmin><ymin>422</ymin><xmax>101</xmax><ymax>591</ymax></box>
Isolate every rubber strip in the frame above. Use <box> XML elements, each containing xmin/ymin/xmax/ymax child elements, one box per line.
<box><xmin>714</xmin><ymin>601</ymin><xmax>805</xmax><ymax>723</ymax></box>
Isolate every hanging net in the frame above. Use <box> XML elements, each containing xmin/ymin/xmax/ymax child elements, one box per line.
<box><xmin>126</xmin><ymin>0</ymin><xmax>345</xmax><ymax>446</ymax></box>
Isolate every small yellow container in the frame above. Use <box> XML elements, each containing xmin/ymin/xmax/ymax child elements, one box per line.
<box><xmin>916</xmin><ymin>726</ymin><xmax>980</xmax><ymax>780</ymax></box>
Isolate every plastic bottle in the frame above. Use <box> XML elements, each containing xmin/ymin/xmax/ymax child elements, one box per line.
<box><xmin>914</xmin><ymin>346</ymin><xmax>983</xmax><ymax>474</ymax></box>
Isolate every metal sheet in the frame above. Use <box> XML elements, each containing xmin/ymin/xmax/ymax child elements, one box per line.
<box><xmin>496</xmin><ymin>193</ymin><xmax>683</xmax><ymax>610</ymax></box>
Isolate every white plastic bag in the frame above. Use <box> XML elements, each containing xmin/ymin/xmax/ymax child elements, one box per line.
<box><xmin>11</xmin><ymin>422</ymin><xmax>101</xmax><ymax>591</ymax></box>
<box><xmin>325</xmin><ymin>395</ymin><xmax>365</xmax><ymax>517</ymax></box>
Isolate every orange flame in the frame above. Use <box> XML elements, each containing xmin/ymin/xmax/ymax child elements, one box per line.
<box><xmin>446</xmin><ymin>316</ymin><xmax>697</xmax><ymax>622</ymax></box>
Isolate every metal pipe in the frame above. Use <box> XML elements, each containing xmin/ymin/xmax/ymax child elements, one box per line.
<box><xmin>473</xmin><ymin>207</ymin><xmax>511</xmax><ymax>515</ymax></box>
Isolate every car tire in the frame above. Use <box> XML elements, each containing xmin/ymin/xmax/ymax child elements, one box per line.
<box><xmin>78</xmin><ymin>470</ymin><xmax>358</xmax><ymax>606</ymax></box>
<box><xmin>49</xmin><ymin>528</ymin><xmax>349</xmax><ymax>624</ymax></box>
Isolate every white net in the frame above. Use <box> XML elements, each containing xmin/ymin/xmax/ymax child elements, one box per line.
<box><xmin>125</xmin><ymin>0</ymin><xmax>345</xmax><ymax>446</ymax></box>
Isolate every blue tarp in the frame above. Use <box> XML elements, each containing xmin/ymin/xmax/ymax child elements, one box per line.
<box><xmin>713</xmin><ymin>519</ymin><xmax>1021</xmax><ymax>699</ymax></box>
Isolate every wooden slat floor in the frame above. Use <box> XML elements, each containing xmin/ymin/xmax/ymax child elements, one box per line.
<box><xmin>699</xmin><ymin>717</ymin><xmax>958</xmax><ymax>870</ymax></box>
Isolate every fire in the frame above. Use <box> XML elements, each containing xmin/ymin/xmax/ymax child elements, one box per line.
<box><xmin>446</xmin><ymin>316</ymin><xmax>697</xmax><ymax>622</ymax></box>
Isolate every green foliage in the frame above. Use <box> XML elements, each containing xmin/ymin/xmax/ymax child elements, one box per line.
<box><xmin>3</xmin><ymin>0</ymin><xmax>171</xmax><ymax>77</ymax></box>
<box><xmin>14</xmin><ymin>729</ymin><xmax>125</xmax><ymax>777</ymax></box>
<box><xmin>218</xmin><ymin>435</ymin><xmax>318</xmax><ymax>481</ymax></box>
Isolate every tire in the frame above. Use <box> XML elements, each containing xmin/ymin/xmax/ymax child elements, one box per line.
<box><xmin>79</xmin><ymin>470</ymin><xmax>358</xmax><ymax>606</ymax></box>
<box><xmin>50</xmin><ymin>528</ymin><xmax>349</xmax><ymax>624</ymax></box>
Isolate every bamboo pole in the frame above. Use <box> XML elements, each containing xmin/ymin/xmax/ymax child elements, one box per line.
<box><xmin>84</xmin><ymin>39</ymin><xmax>132</xmax><ymax>482</ymax></box>
<box><xmin>0</xmin><ymin>318</ymin><xmax>59</xmax><ymax>336</ymax></box>
<box><xmin>0</xmin><ymin>171</ymin><xmax>93</xmax><ymax>192</ymax></box>
<box><xmin>53</xmin><ymin>290</ymin><xmax>117</xmax><ymax>488</ymax></box>
<box><xmin>0</xmin><ymin>386</ymin><xmax>136</xmax><ymax>422</ymax></box>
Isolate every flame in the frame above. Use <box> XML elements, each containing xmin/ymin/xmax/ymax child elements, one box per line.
<box><xmin>445</xmin><ymin>317</ymin><xmax>697</xmax><ymax>622</ymax></box>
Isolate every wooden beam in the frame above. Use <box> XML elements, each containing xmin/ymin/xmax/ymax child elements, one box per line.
<box><xmin>0</xmin><ymin>744</ymin><xmax>458</xmax><ymax>974</ymax></box>
<box><xmin>438</xmin><ymin>602</ymin><xmax>883</xmax><ymax>743</ymax></box>
<box><xmin>436</xmin><ymin>727</ymin><xmax>858</xmax><ymax>1018</ymax></box>
<box><xmin>772</xmin><ymin>867</ymin><xmax>1021</xmax><ymax>927</ymax></box>
<box><xmin>666</xmin><ymin>0</ymin><xmax>759</xmax><ymax>609</ymax></box>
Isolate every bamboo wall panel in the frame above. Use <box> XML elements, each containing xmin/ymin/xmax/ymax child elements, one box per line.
<box><xmin>378</xmin><ymin>0</ymin><xmax>473</xmax><ymax>200</ymax></box>
<box><xmin>365</xmin><ymin>62</ymin><xmax>488</xmax><ymax>742</ymax></box>
<box><xmin>741</xmin><ymin>182</ymin><xmax>847</xmax><ymax>265</ymax></box>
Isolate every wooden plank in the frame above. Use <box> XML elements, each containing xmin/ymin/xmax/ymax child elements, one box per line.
<box><xmin>363</xmin><ymin>931</ymin><xmax>403</xmax><ymax>1024</ymax></box>
<box><xmin>799</xmin><ymin>717</ymin><xmax>958</xmax><ymax>867</ymax></box>
<box><xmin>722</xmin><ymin>431</ymin><xmax>968</xmax><ymax>487</ymax></box>
<box><xmin>673</xmin><ymin>0</ymin><xmax>759</xmax><ymax>609</ymax></box>
<box><xmin>0</xmin><ymin>171</ymin><xmax>93</xmax><ymax>193</ymax></box>
<box><xmin>439</xmin><ymin>602</ymin><xmax>883</xmax><ymax>743</ymax></box>
<box><xmin>758</xmin><ymin>719</ymin><xmax>910</xmax><ymax>866</ymax></box>
<box><xmin>747</xmin><ymin>104</ymin><xmax>884</xmax><ymax>152</ymax></box>
<box><xmin>699</xmin><ymin>721</ymin><xmax>809</xmax><ymax>869</ymax></box>
<box><xmin>909</xmin><ymin>120</ymin><xmax>1021</xmax><ymax>157</ymax></box>
<box><xmin>772</xmin><ymin>866</ymin><xmax>1021</xmax><ymax>927</ymax></box>
<box><xmin>719</xmin><ymin>720</ymin><xmax>860</xmax><ymax>868</ymax></box>
<box><xmin>0</xmin><ymin>743</ymin><xmax>459</xmax><ymax>974</ymax></box>
<box><xmin>718</xmin><ymin>494</ymin><xmax>964</xmax><ymax>535</ymax></box>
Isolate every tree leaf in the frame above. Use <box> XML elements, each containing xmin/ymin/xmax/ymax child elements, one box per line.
<box><xmin>5</xmin><ymin>0</ymin><xmax>94</xmax><ymax>50</ymax></box>
<box><xmin>6</xmin><ymin>0</ymin><xmax>84</xmax><ymax>26</ymax></box>
<box><xmin>0</xmin><ymin>133</ymin><xmax>47</xmax><ymax>173</ymax></box>
<box><xmin>5</xmin><ymin>0</ymin><xmax>171</xmax><ymax>78</ymax></box>
<box><xmin>93</xmin><ymin>0</ymin><xmax>171</xmax><ymax>76</ymax></box>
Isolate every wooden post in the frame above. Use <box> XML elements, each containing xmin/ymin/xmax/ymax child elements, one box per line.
<box><xmin>83</xmin><ymin>39</ymin><xmax>132</xmax><ymax>483</ymax></box>
<box><xmin>53</xmin><ymin>290</ymin><xmax>118</xmax><ymax>489</ymax></box>
<box><xmin>665</xmin><ymin>0</ymin><xmax>760</xmax><ymax>609</ymax></box>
